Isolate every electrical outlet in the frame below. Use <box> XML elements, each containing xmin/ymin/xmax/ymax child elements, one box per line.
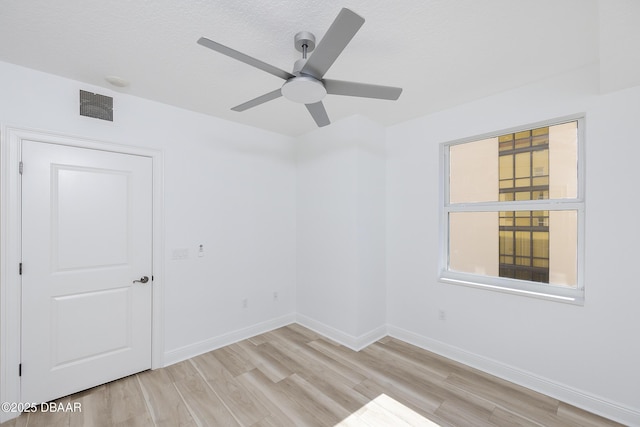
<box><xmin>438</xmin><ymin>309</ymin><xmax>446</xmax><ymax>321</ymax></box>
<box><xmin>242</xmin><ymin>298</ymin><xmax>248</xmax><ymax>309</ymax></box>
<box><xmin>273</xmin><ymin>291</ymin><xmax>278</xmax><ymax>302</ymax></box>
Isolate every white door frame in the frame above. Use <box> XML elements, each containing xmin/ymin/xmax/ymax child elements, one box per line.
<box><xmin>0</xmin><ymin>125</ymin><xmax>164</xmax><ymax>423</ymax></box>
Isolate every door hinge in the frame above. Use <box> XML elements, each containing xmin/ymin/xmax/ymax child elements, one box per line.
<box><xmin>19</xmin><ymin>363</ymin><xmax>22</xmax><ymax>377</ymax></box>
<box><xmin>19</xmin><ymin>161</ymin><xmax>23</xmax><ymax>175</ymax></box>
<box><xmin>19</xmin><ymin>262</ymin><xmax>22</xmax><ymax>275</ymax></box>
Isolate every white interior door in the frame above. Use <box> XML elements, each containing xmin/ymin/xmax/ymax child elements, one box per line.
<box><xmin>21</xmin><ymin>140</ymin><xmax>153</xmax><ymax>404</ymax></box>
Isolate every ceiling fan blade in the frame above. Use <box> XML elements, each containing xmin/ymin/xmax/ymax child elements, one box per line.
<box><xmin>198</xmin><ymin>37</ymin><xmax>294</xmax><ymax>81</ymax></box>
<box><xmin>231</xmin><ymin>89</ymin><xmax>283</xmax><ymax>112</ymax></box>
<box><xmin>305</xmin><ymin>102</ymin><xmax>330</xmax><ymax>127</ymax></box>
<box><xmin>300</xmin><ymin>8</ymin><xmax>365</xmax><ymax>79</ymax></box>
<box><xmin>324</xmin><ymin>79</ymin><xmax>403</xmax><ymax>100</ymax></box>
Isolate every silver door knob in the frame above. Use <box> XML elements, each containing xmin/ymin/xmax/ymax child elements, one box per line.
<box><xmin>133</xmin><ymin>276</ymin><xmax>149</xmax><ymax>284</ymax></box>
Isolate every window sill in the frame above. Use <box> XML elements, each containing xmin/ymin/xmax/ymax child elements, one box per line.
<box><xmin>439</xmin><ymin>276</ymin><xmax>584</xmax><ymax>306</ymax></box>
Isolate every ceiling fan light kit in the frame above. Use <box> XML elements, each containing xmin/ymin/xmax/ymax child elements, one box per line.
<box><xmin>197</xmin><ymin>8</ymin><xmax>402</xmax><ymax>128</ymax></box>
<box><xmin>281</xmin><ymin>76</ymin><xmax>327</xmax><ymax>104</ymax></box>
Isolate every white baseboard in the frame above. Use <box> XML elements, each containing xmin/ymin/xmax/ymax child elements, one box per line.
<box><xmin>163</xmin><ymin>313</ymin><xmax>296</xmax><ymax>366</ymax></box>
<box><xmin>295</xmin><ymin>314</ymin><xmax>387</xmax><ymax>351</ymax></box>
<box><xmin>386</xmin><ymin>325</ymin><xmax>640</xmax><ymax>427</ymax></box>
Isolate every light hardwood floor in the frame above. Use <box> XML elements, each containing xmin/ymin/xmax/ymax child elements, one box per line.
<box><xmin>1</xmin><ymin>324</ymin><xmax>624</xmax><ymax>426</ymax></box>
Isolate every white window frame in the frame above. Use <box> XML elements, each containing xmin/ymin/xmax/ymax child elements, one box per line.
<box><xmin>439</xmin><ymin>114</ymin><xmax>585</xmax><ymax>304</ymax></box>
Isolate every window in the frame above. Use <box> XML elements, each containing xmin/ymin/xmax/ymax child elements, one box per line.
<box><xmin>440</xmin><ymin>117</ymin><xmax>584</xmax><ymax>303</ymax></box>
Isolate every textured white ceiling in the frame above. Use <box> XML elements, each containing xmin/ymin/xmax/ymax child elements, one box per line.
<box><xmin>0</xmin><ymin>0</ymin><xmax>601</xmax><ymax>135</ymax></box>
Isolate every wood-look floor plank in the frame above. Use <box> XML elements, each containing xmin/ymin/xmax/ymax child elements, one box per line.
<box><xmin>192</xmin><ymin>351</ymin><xmax>270</xmax><ymax>426</ymax></box>
<box><xmin>247</xmin><ymin>333</ymin><xmax>269</xmax><ymax>346</ymax></box>
<box><xmin>341</xmin><ymin>400</ymin><xmax>416</xmax><ymax>427</ymax></box>
<box><xmin>270</xmin><ymin>325</ymin><xmax>319</xmax><ymax>345</ymax></box>
<box><xmin>276</xmin><ymin>373</ymin><xmax>352</xmax><ymax>424</ymax></box>
<box><xmin>235</xmin><ymin>340</ymin><xmax>293</xmax><ymax>383</ymax></box>
<box><xmin>173</xmin><ymin>375</ymin><xmax>240</xmax><ymax>426</ymax></box>
<box><xmin>489</xmin><ymin>406</ymin><xmax>543</xmax><ymax>427</ymax></box>
<box><xmin>165</xmin><ymin>360</ymin><xmax>201</xmax><ymax>383</ymax></box>
<box><xmin>369</xmin><ymin>340</ymin><xmax>451</xmax><ymax>381</ymax></box>
<box><xmin>109</xmin><ymin>374</ymin><xmax>152</xmax><ymax>426</ymax></box>
<box><xmin>24</xmin><ymin>395</ymin><xmax>78</xmax><ymax>427</ymax></box>
<box><xmin>379</xmin><ymin>337</ymin><xmax>486</xmax><ymax>379</ymax></box>
<box><xmin>369</xmin><ymin>393</ymin><xmax>445</xmax><ymax>427</ymax></box>
<box><xmin>348</xmin><ymin>347</ymin><xmax>448</xmax><ymax>412</ymax></box>
<box><xmin>556</xmin><ymin>402</ymin><xmax>625</xmax><ymax>427</ymax></box>
<box><xmin>306</xmin><ymin>338</ymin><xmax>380</xmax><ymax>379</ymax></box>
<box><xmin>0</xmin><ymin>415</ymin><xmax>28</xmax><ymax>427</ymax></box>
<box><xmin>434</xmin><ymin>396</ymin><xmax>496</xmax><ymax>427</ymax></box>
<box><xmin>353</xmin><ymin>377</ymin><xmax>443</xmax><ymax>417</ymax></box>
<box><xmin>444</xmin><ymin>370</ymin><xmax>561</xmax><ymax>424</ymax></box>
<box><xmin>137</xmin><ymin>368</ymin><xmax>196</xmax><ymax>427</ymax></box>
<box><xmin>269</xmin><ymin>333</ymin><xmax>367</xmax><ymax>390</ymax></box>
<box><xmin>236</xmin><ymin>368</ymin><xmax>319</xmax><ymax>426</ymax></box>
<box><xmin>67</xmin><ymin>375</ymin><xmax>151</xmax><ymax>427</ymax></box>
<box><xmin>210</xmin><ymin>343</ymin><xmax>255</xmax><ymax>377</ymax></box>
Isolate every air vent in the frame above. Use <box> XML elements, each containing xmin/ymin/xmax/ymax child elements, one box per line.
<box><xmin>79</xmin><ymin>90</ymin><xmax>113</xmax><ymax>121</ymax></box>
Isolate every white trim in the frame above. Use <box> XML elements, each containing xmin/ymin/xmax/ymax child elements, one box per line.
<box><xmin>0</xmin><ymin>125</ymin><xmax>165</xmax><ymax>423</ymax></box>
<box><xmin>0</xmin><ymin>125</ymin><xmax>22</xmax><ymax>424</ymax></box>
<box><xmin>295</xmin><ymin>314</ymin><xmax>387</xmax><ymax>351</ymax></box>
<box><xmin>387</xmin><ymin>325</ymin><xmax>639</xmax><ymax>427</ymax></box>
<box><xmin>439</xmin><ymin>277</ymin><xmax>583</xmax><ymax>305</ymax></box>
<box><xmin>163</xmin><ymin>314</ymin><xmax>297</xmax><ymax>366</ymax></box>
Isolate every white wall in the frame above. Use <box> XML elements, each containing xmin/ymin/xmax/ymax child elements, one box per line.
<box><xmin>296</xmin><ymin>116</ymin><xmax>386</xmax><ymax>346</ymax></box>
<box><xmin>386</xmin><ymin>63</ymin><xmax>640</xmax><ymax>423</ymax></box>
<box><xmin>0</xmin><ymin>61</ymin><xmax>297</xmax><ymax>363</ymax></box>
<box><xmin>2</xmin><ymin>56</ymin><xmax>639</xmax><ymax>425</ymax></box>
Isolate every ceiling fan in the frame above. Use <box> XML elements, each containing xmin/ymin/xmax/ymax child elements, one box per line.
<box><xmin>197</xmin><ymin>8</ymin><xmax>402</xmax><ymax>127</ymax></box>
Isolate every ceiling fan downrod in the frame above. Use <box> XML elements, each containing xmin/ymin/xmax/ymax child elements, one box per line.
<box><xmin>294</xmin><ymin>31</ymin><xmax>316</xmax><ymax>61</ymax></box>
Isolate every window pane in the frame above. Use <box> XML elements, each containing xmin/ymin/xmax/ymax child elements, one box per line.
<box><xmin>532</xmin><ymin>232</ymin><xmax>549</xmax><ymax>258</ymax></box>
<box><xmin>449</xmin><ymin>121</ymin><xmax>578</xmax><ymax>204</ymax></box>
<box><xmin>450</xmin><ymin>138</ymin><xmax>499</xmax><ymax>203</ymax></box>
<box><xmin>533</xmin><ymin>176</ymin><xmax>549</xmax><ymax>187</ymax></box>
<box><xmin>532</xmin><ymin>190</ymin><xmax>548</xmax><ymax>200</ymax></box>
<box><xmin>549</xmin><ymin>210</ymin><xmax>578</xmax><ymax>287</ymax></box>
<box><xmin>499</xmin><ymin>140</ymin><xmax>513</xmax><ymax>151</ymax></box>
<box><xmin>549</xmin><ymin>121</ymin><xmax>578</xmax><ymax>199</ymax></box>
<box><xmin>449</xmin><ymin>212</ymin><xmax>499</xmax><ymax>276</ymax></box>
<box><xmin>532</xmin><ymin>127</ymin><xmax>549</xmax><ymax>136</ymax></box>
<box><xmin>499</xmin><ymin>155</ymin><xmax>513</xmax><ymax>179</ymax></box>
<box><xmin>515</xmin><ymin>231</ymin><xmax>530</xmax><ymax>256</ymax></box>
<box><xmin>532</xmin><ymin>149</ymin><xmax>548</xmax><ymax>178</ymax></box>
<box><xmin>449</xmin><ymin>210</ymin><xmax>577</xmax><ymax>288</ymax></box>
<box><xmin>500</xmin><ymin>180</ymin><xmax>514</xmax><ymax>189</ymax></box>
<box><xmin>533</xmin><ymin>259</ymin><xmax>549</xmax><ymax>268</ymax></box>
<box><xmin>515</xmin><ymin>153</ymin><xmax>530</xmax><ymax>178</ymax></box>
<box><xmin>499</xmin><ymin>230</ymin><xmax>514</xmax><ymax>254</ymax></box>
<box><xmin>499</xmin><ymin>192</ymin><xmax>514</xmax><ymax>201</ymax></box>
